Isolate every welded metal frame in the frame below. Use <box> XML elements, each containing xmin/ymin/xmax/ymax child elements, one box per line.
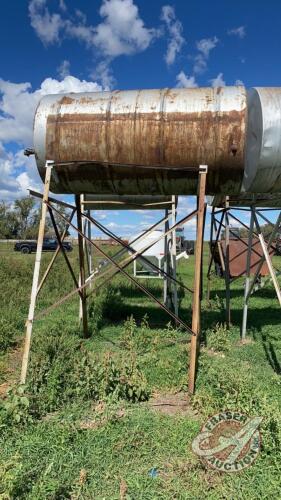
<box><xmin>20</xmin><ymin>165</ymin><xmax>208</xmax><ymax>394</ymax></box>
<box><xmin>81</xmin><ymin>197</ymin><xmax>178</xmax><ymax>308</ymax></box>
<box><xmin>207</xmin><ymin>201</ymin><xmax>281</xmax><ymax>339</ymax></box>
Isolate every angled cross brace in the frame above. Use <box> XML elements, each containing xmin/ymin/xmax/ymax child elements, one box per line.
<box><xmin>208</xmin><ymin>204</ymin><xmax>281</xmax><ymax>340</ymax></box>
<box><xmin>37</xmin><ymin>208</ymin><xmax>76</xmax><ymax>296</ymax></box>
<box><xmin>246</xmin><ymin>211</ymin><xmax>281</xmax><ymax>301</ymax></box>
<box><xmin>252</xmin><ymin>211</ymin><xmax>281</xmax><ymax>305</ymax></box>
<box><xmin>83</xmin><ymin>210</ymin><xmax>194</xmax><ymax>298</ymax></box>
<box><xmin>42</xmin><ymin>200</ymin><xmax>196</xmax><ymax>334</ymax></box>
<box><xmin>48</xmin><ymin>207</ymin><xmax>82</xmax><ymax>297</ymax></box>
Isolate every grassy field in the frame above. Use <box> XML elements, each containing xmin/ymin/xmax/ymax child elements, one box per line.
<box><xmin>0</xmin><ymin>242</ymin><xmax>280</xmax><ymax>499</ymax></box>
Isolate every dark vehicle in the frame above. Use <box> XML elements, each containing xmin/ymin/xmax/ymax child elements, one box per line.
<box><xmin>14</xmin><ymin>238</ymin><xmax>73</xmax><ymax>254</ymax></box>
<box><xmin>183</xmin><ymin>240</ymin><xmax>195</xmax><ymax>255</ymax></box>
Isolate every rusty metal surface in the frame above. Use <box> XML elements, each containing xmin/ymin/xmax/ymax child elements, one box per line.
<box><xmin>34</xmin><ymin>87</ymin><xmax>247</xmax><ymax>196</ymax></box>
<box><xmin>83</xmin><ymin>194</ymin><xmax>174</xmax><ymax>210</ymax></box>
<box><xmin>215</xmin><ymin>238</ymin><xmax>274</xmax><ymax>277</ymax></box>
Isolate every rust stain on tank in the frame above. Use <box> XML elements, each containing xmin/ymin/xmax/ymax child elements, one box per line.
<box><xmin>39</xmin><ymin>88</ymin><xmax>247</xmax><ymax>196</ymax></box>
<box><xmin>46</xmin><ymin>107</ymin><xmax>245</xmax><ymax>169</ymax></box>
<box><xmin>58</xmin><ymin>96</ymin><xmax>75</xmax><ymax>105</ymax></box>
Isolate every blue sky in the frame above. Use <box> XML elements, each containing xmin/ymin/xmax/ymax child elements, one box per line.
<box><xmin>0</xmin><ymin>0</ymin><xmax>280</xmax><ymax>238</ymax></box>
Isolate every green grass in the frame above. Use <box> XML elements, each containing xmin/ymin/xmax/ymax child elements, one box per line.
<box><xmin>0</xmin><ymin>242</ymin><xmax>281</xmax><ymax>498</ymax></box>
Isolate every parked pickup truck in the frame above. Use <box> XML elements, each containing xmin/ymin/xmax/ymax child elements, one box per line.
<box><xmin>14</xmin><ymin>238</ymin><xmax>73</xmax><ymax>254</ymax></box>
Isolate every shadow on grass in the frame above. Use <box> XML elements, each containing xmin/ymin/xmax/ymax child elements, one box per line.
<box><xmin>250</xmin><ymin>329</ymin><xmax>281</xmax><ymax>375</ymax></box>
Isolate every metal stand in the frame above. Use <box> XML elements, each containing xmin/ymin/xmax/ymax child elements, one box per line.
<box><xmin>21</xmin><ymin>165</ymin><xmax>208</xmax><ymax>394</ymax></box>
<box><xmin>224</xmin><ymin>196</ymin><xmax>231</xmax><ymax>327</ymax></box>
<box><xmin>76</xmin><ymin>194</ymin><xmax>89</xmax><ymax>338</ymax></box>
<box><xmin>207</xmin><ymin>200</ymin><xmax>281</xmax><ymax>339</ymax></box>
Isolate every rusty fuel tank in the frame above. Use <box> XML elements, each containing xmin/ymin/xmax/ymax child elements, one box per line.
<box><xmin>34</xmin><ymin>87</ymin><xmax>247</xmax><ymax>196</ymax></box>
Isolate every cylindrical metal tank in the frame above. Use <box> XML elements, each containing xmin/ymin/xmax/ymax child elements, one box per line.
<box><xmin>82</xmin><ymin>195</ymin><xmax>174</xmax><ymax>210</ymax></box>
<box><xmin>208</xmin><ymin>193</ymin><xmax>281</xmax><ymax>208</ymax></box>
<box><xmin>34</xmin><ymin>87</ymin><xmax>247</xmax><ymax>196</ymax></box>
<box><xmin>129</xmin><ymin>230</ymin><xmax>165</xmax><ymax>258</ymax></box>
<box><xmin>243</xmin><ymin>88</ymin><xmax>281</xmax><ymax>193</ymax></box>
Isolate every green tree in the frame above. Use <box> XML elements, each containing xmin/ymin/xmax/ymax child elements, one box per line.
<box><xmin>14</xmin><ymin>197</ymin><xmax>36</xmax><ymax>238</ymax></box>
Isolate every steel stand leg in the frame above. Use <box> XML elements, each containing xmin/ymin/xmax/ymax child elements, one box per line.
<box><xmin>241</xmin><ymin>208</ymin><xmax>254</xmax><ymax>340</ymax></box>
<box><xmin>188</xmin><ymin>166</ymin><xmax>207</xmax><ymax>394</ymax></box>
<box><xmin>171</xmin><ymin>195</ymin><xmax>178</xmax><ymax>316</ymax></box>
<box><xmin>76</xmin><ymin>195</ymin><xmax>89</xmax><ymax>338</ymax></box>
<box><xmin>20</xmin><ymin>162</ymin><xmax>53</xmax><ymax>384</ymax></box>
<box><xmin>224</xmin><ymin>197</ymin><xmax>231</xmax><ymax>328</ymax></box>
<box><xmin>206</xmin><ymin>207</ymin><xmax>214</xmax><ymax>305</ymax></box>
<box><xmin>163</xmin><ymin>207</ymin><xmax>170</xmax><ymax>307</ymax></box>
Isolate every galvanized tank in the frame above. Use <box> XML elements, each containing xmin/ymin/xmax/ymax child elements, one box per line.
<box><xmin>83</xmin><ymin>195</ymin><xmax>174</xmax><ymax>210</ymax></box>
<box><xmin>209</xmin><ymin>193</ymin><xmax>281</xmax><ymax>208</ymax></box>
<box><xmin>243</xmin><ymin>87</ymin><xmax>281</xmax><ymax>193</ymax></box>
<box><xmin>34</xmin><ymin>87</ymin><xmax>247</xmax><ymax>196</ymax></box>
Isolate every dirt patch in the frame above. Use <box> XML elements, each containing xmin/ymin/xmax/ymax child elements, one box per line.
<box><xmin>79</xmin><ymin>402</ymin><xmax>126</xmax><ymax>430</ymax></box>
<box><xmin>0</xmin><ymin>346</ymin><xmax>22</xmax><ymax>398</ymax></box>
<box><xmin>237</xmin><ymin>338</ymin><xmax>253</xmax><ymax>346</ymax></box>
<box><xmin>201</xmin><ymin>347</ymin><xmax>226</xmax><ymax>358</ymax></box>
<box><xmin>0</xmin><ymin>382</ymin><xmax>10</xmax><ymax>399</ymax></box>
<box><xmin>147</xmin><ymin>391</ymin><xmax>198</xmax><ymax>417</ymax></box>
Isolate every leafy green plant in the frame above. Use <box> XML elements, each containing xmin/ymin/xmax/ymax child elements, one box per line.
<box><xmin>0</xmin><ymin>317</ymin><xmax>19</xmax><ymax>352</ymax></box>
<box><xmin>0</xmin><ymin>385</ymin><xmax>32</xmax><ymax>427</ymax></box>
<box><xmin>89</xmin><ymin>285</ymin><xmax>126</xmax><ymax>333</ymax></box>
<box><xmin>206</xmin><ymin>322</ymin><xmax>231</xmax><ymax>353</ymax></box>
<box><xmin>120</xmin><ymin>314</ymin><xmax>154</xmax><ymax>354</ymax></box>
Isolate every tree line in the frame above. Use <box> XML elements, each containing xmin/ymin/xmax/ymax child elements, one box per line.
<box><xmin>0</xmin><ymin>197</ymin><xmax>70</xmax><ymax>239</ymax></box>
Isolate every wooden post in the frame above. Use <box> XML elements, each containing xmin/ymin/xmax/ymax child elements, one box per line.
<box><xmin>75</xmin><ymin>194</ymin><xmax>89</xmax><ymax>338</ymax></box>
<box><xmin>188</xmin><ymin>166</ymin><xmax>207</xmax><ymax>394</ymax></box>
<box><xmin>20</xmin><ymin>162</ymin><xmax>53</xmax><ymax>384</ymax></box>
<box><xmin>224</xmin><ymin>197</ymin><xmax>231</xmax><ymax>328</ymax></box>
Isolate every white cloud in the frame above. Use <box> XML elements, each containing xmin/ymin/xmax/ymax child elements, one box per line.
<box><xmin>0</xmin><ymin>144</ymin><xmax>41</xmax><ymax>201</ymax></box>
<box><xmin>193</xmin><ymin>54</ymin><xmax>207</xmax><ymax>74</ymax></box>
<box><xmin>57</xmin><ymin>60</ymin><xmax>70</xmax><ymax>78</ymax></box>
<box><xmin>227</xmin><ymin>26</ymin><xmax>246</xmax><ymax>39</ymax></box>
<box><xmin>40</xmin><ymin>75</ymin><xmax>102</xmax><ymax>94</ymax></box>
<box><xmin>29</xmin><ymin>0</ymin><xmax>64</xmax><ymax>45</ymax></box>
<box><xmin>29</xmin><ymin>0</ymin><xmax>159</xmax><ymax>86</ymax></box>
<box><xmin>93</xmin><ymin>0</ymin><xmax>158</xmax><ymax>57</ymax></box>
<box><xmin>0</xmin><ymin>75</ymin><xmax>102</xmax><ymax>201</ymax></box>
<box><xmin>62</xmin><ymin>0</ymin><xmax>158</xmax><ymax>58</ymax></box>
<box><xmin>196</xmin><ymin>37</ymin><xmax>218</xmax><ymax>58</ymax></box>
<box><xmin>235</xmin><ymin>79</ymin><xmax>244</xmax><ymax>86</ymax></box>
<box><xmin>176</xmin><ymin>71</ymin><xmax>198</xmax><ymax>88</ymax></box>
<box><xmin>209</xmin><ymin>72</ymin><xmax>226</xmax><ymax>87</ymax></box>
<box><xmin>193</xmin><ymin>36</ymin><xmax>218</xmax><ymax>74</ymax></box>
<box><xmin>91</xmin><ymin>60</ymin><xmax>116</xmax><ymax>90</ymax></box>
<box><xmin>161</xmin><ymin>5</ymin><xmax>185</xmax><ymax>66</ymax></box>
<box><xmin>59</xmin><ymin>0</ymin><xmax>67</xmax><ymax>12</ymax></box>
